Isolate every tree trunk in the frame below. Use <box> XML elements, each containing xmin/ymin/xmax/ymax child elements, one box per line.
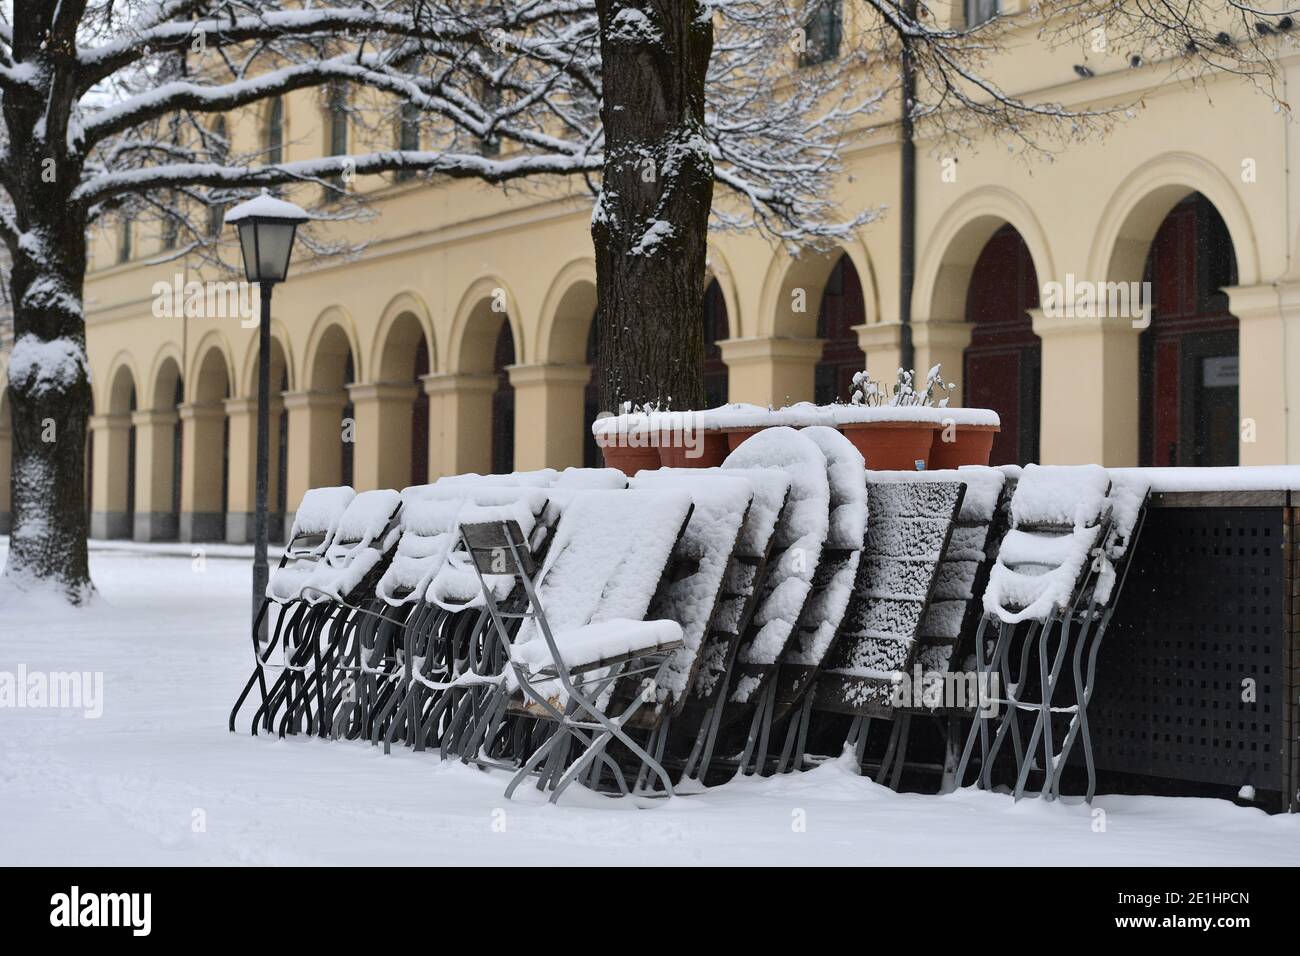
<box><xmin>2</xmin><ymin>2</ymin><xmax>95</xmax><ymax>602</ymax></box>
<box><xmin>591</xmin><ymin>1</ymin><xmax>714</xmax><ymax>413</ymax></box>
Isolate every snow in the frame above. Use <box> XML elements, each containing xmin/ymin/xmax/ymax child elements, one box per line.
<box><xmin>288</xmin><ymin>486</ymin><xmax>355</xmax><ymax>543</ymax></box>
<box><xmin>870</xmin><ymin>466</ymin><xmax>1005</xmax><ymax>522</ymax></box>
<box><xmin>784</xmin><ymin>427</ymin><xmax>866</xmax><ymax>667</ymax></box>
<box><xmin>1010</xmin><ymin>464</ymin><xmax>1109</xmax><ymax>529</ymax></box>
<box><xmin>512</xmin><ymin>619</ymin><xmax>683</xmax><ymax>674</ymax></box>
<box><xmin>5</xmin><ymin>335</ymin><xmax>89</xmax><ymax>397</ymax></box>
<box><xmin>629</xmin><ymin>471</ymin><xmax>752</xmax><ymax>700</ymax></box>
<box><xmin>830</xmin><ymin>405</ymin><xmax>1001</xmax><ymax>427</ymax></box>
<box><xmin>3</xmin><ymin>538</ymin><xmax>1296</xmax><ymax>866</ymax></box>
<box><xmin>984</xmin><ymin>526</ymin><xmax>1102</xmax><ymax>623</ymax></box>
<box><xmin>1108</xmin><ymin>465</ymin><xmax>1300</xmax><ymax>492</ymax></box>
<box><xmin>223</xmin><ymin>189</ymin><xmax>309</xmax><ymax>224</ymax></box>
<box><xmin>723</xmin><ymin>427</ymin><xmax>829</xmax><ymax>682</ymax></box>
<box><xmin>511</xmin><ymin>490</ymin><xmax>693</xmax><ymax>701</ymax></box>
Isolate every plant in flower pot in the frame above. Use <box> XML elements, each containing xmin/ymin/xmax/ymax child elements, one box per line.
<box><xmin>656</xmin><ymin>409</ymin><xmax>730</xmax><ymax>468</ymax></box>
<box><xmin>592</xmin><ymin>406</ymin><xmax>663</xmax><ymax>475</ymax></box>
<box><xmin>927</xmin><ymin>406</ymin><xmax>1002</xmax><ymax>468</ymax></box>
<box><xmin>833</xmin><ymin>366</ymin><xmax>953</xmax><ymax>470</ymax></box>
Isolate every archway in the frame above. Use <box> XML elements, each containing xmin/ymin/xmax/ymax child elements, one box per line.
<box><xmin>492</xmin><ymin>322</ymin><xmax>516</xmax><ymax>475</ymax></box>
<box><xmin>1139</xmin><ymin>193</ymin><xmax>1239</xmax><ymax>466</ymax></box>
<box><xmin>814</xmin><ymin>255</ymin><xmax>866</xmax><ymax>405</ymax></box>
<box><xmin>962</xmin><ymin>224</ymin><xmax>1042</xmax><ymax>465</ymax></box>
<box><xmin>583</xmin><ymin>310</ymin><xmax>602</xmax><ymax>467</ymax></box>
<box><xmin>308</xmin><ymin>323</ymin><xmax>357</xmax><ymax>487</ymax></box>
<box><xmin>374</xmin><ymin>310</ymin><xmax>433</xmax><ymax>488</ymax></box>
<box><xmin>703</xmin><ymin>278</ymin><xmax>730</xmax><ymax>407</ymax></box>
<box><xmin>93</xmin><ymin>362</ymin><xmax>138</xmax><ymax>539</ymax></box>
<box><xmin>183</xmin><ymin>344</ymin><xmax>231</xmax><ymax>541</ymax></box>
<box><xmin>144</xmin><ymin>354</ymin><xmax>183</xmax><ymax>540</ymax></box>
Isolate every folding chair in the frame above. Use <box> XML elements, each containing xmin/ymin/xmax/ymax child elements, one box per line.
<box><xmin>869</xmin><ymin>467</ymin><xmax>1009</xmax><ymax>788</ymax></box>
<box><xmin>262</xmin><ymin>489</ymin><xmax>401</xmax><ymax>739</ymax></box>
<box><xmin>229</xmin><ymin>485</ymin><xmax>355</xmax><ymax>734</ymax></box>
<box><xmin>618</xmin><ymin>470</ymin><xmax>753</xmax><ymax>783</ymax></box>
<box><xmin>747</xmin><ymin>426</ymin><xmax>870</xmax><ymax>773</ymax></box>
<box><xmin>666</xmin><ymin>467</ymin><xmax>791</xmax><ymax>787</ymax></box>
<box><xmin>954</xmin><ymin>465</ymin><xmax>1150</xmax><ymax>801</ymax></box>
<box><xmin>801</xmin><ymin>477</ymin><xmax>965</xmax><ymax>779</ymax></box>
<box><xmin>463</xmin><ymin>488</ymin><xmax>694</xmax><ymax>802</ymax></box>
<box><xmin>704</xmin><ymin>428</ymin><xmax>830</xmax><ymax>772</ymax></box>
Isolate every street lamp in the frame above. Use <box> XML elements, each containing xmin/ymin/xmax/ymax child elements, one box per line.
<box><xmin>226</xmin><ymin>189</ymin><xmax>308</xmax><ymax>632</ymax></box>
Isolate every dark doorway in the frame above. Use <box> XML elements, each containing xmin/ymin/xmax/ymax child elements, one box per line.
<box><xmin>963</xmin><ymin>224</ymin><xmax>1041</xmax><ymax>465</ymax></box>
<box><xmin>704</xmin><ymin>279</ymin><xmax>730</xmax><ymax>408</ymax></box>
<box><xmin>411</xmin><ymin>339</ymin><xmax>430</xmax><ymax>486</ymax></box>
<box><xmin>492</xmin><ymin>322</ymin><xmax>515</xmax><ymax>474</ymax></box>
<box><xmin>814</xmin><ymin>255</ymin><xmax>867</xmax><ymax>405</ymax></box>
<box><xmin>1139</xmin><ymin>193</ymin><xmax>1239</xmax><ymax>467</ymax></box>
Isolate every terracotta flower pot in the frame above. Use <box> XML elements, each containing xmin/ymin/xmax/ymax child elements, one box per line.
<box><xmin>659</xmin><ymin>430</ymin><xmax>730</xmax><ymax>468</ymax></box>
<box><xmin>724</xmin><ymin>426</ymin><xmax>765</xmax><ymax>451</ymax></box>
<box><xmin>840</xmin><ymin>421</ymin><xmax>938</xmax><ymax>471</ymax></box>
<box><xmin>600</xmin><ymin>441</ymin><xmax>662</xmax><ymax>476</ymax></box>
<box><xmin>928</xmin><ymin>423</ymin><xmax>1000</xmax><ymax>469</ymax></box>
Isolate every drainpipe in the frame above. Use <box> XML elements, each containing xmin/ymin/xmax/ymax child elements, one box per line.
<box><xmin>898</xmin><ymin>0</ymin><xmax>917</xmax><ymax>374</ymax></box>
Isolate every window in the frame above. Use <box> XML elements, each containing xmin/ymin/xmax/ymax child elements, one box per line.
<box><xmin>801</xmin><ymin>0</ymin><xmax>842</xmax><ymax>67</ymax></box>
<box><xmin>118</xmin><ymin>215</ymin><xmax>132</xmax><ymax>263</ymax></box>
<box><xmin>266</xmin><ymin>97</ymin><xmax>284</xmax><ymax>165</ymax></box>
<box><xmin>162</xmin><ymin>209</ymin><xmax>179</xmax><ymax>251</ymax></box>
<box><xmin>396</xmin><ymin>102</ymin><xmax>419</xmax><ymax>181</ymax></box>
<box><xmin>207</xmin><ymin>117</ymin><xmax>228</xmax><ymax>236</ymax></box>
<box><xmin>965</xmin><ymin>0</ymin><xmax>999</xmax><ymax>28</ymax></box>
<box><xmin>325</xmin><ymin>87</ymin><xmax>348</xmax><ymax>198</ymax></box>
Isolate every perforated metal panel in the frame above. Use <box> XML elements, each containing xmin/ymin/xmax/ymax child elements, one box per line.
<box><xmin>1092</xmin><ymin>504</ymin><xmax>1295</xmax><ymax>805</ymax></box>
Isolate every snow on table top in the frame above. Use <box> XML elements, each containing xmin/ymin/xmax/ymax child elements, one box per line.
<box><xmin>1108</xmin><ymin>465</ymin><xmax>1300</xmax><ymax>493</ymax></box>
<box><xmin>1011</xmin><ymin>464</ymin><xmax>1109</xmax><ymax>528</ymax></box>
<box><xmin>629</xmin><ymin>471</ymin><xmax>752</xmax><ymax>701</ymax></box>
<box><xmin>869</xmin><ymin>466</ymin><xmax>1005</xmax><ymax>522</ymax></box>
<box><xmin>723</xmin><ymin>427</ymin><xmax>830</xmax><ymax>675</ymax></box>
<box><xmin>512</xmin><ymin>618</ymin><xmax>683</xmax><ymax>674</ymax></box>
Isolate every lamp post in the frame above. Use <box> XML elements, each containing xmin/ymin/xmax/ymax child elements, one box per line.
<box><xmin>226</xmin><ymin>189</ymin><xmax>308</xmax><ymax>631</ymax></box>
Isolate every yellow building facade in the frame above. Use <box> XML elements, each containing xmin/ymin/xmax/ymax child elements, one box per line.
<box><xmin>2</xmin><ymin>4</ymin><xmax>1299</xmax><ymax>540</ymax></box>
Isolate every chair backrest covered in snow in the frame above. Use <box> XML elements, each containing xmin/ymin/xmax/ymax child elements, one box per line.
<box><xmin>815</xmin><ymin>477</ymin><xmax>964</xmax><ymax>717</ymax></box>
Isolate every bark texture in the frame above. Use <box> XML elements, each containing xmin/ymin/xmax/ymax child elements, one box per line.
<box><xmin>591</xmin><ymin>0</ymin><xmax>713</xmax><ymax>413</ymax></box>
<box><xmin>2</xmin><ymin>1</ymin><xmax>94</xmax><ymax>601</ymax></box>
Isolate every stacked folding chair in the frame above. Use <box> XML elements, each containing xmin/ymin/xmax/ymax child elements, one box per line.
<box><xmin>800</xmin><ymin>475</ymin><xmax>965</xmax><ymax>777</ymax></box>
<box><xmin>870</xmin><ymin>467</ymin><xmax>1010</xmax><ymax>787</ymax></box>
<box><xmin>678</xmin><ymin>427</ymin><xmax>831</xmax><ymax>781</ymax></box>
<box><xmin>667</xmin><ymin>467</ymin><xmax>791</xmax><ymax>787</ymax></box>
<box><xmin>229</xmin><ymin>485</ymin><xmax>355</xmax><ymax>733</ymax></box>
<box><xmin>232</xmin><ymin>488</ymin><xmax>401</xmax><ymax>738</ymax></box>
<box><xmin>955</xmin><ymin>464</ymin><xmax>1150</xmax><ymax>801</ymax></box>
<box><xmin>462</xmin><ymin>488</ymin><xmax>695</xmax><ymax>802</ymax></box>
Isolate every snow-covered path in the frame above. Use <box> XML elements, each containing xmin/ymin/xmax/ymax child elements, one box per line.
<box><xmin>1</xmin><ymin>539</ymin><xmax>1295</xmax><ymax>866</ymax></box>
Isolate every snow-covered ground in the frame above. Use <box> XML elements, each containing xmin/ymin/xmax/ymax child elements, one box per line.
<box><xmin>1</xmin><ymin>538</ymin><xmax>1295</xmax><ymax>866</ymax></box>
